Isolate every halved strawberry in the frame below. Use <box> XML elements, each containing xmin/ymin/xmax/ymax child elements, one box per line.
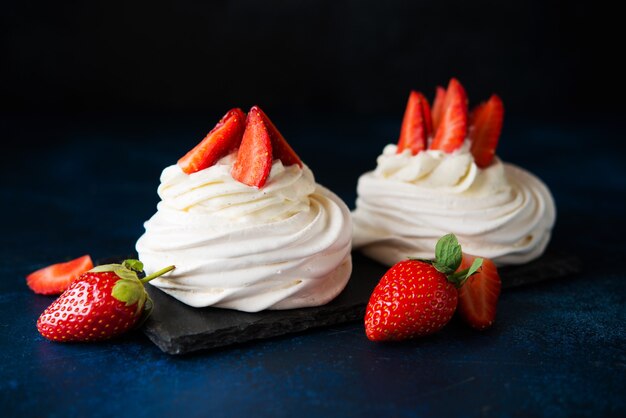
<box><xmin>397</xmin><ymin>91</ymin><xmax>431</xmax><ymax>155</ymax></box>
<box><xmin>443</xmin><ymin>78</ymin><xmax>468</xmax><ymax>112</ymax></box>
<box><xmin>178</xmin><ymin>108</ymin><xmax>246</xmax><ymax>174</ymax></box>
<box><xmin>231</xmin><ymin>108</ymin><xmax>273</xmax><ymax>188</ymax></box>
<box><xmin>469</xmin><ymin>94</ymin><xmax>504</xmax><ymax>168</ymax></box>
<box><xmin>429</xmin><ymin>78</ymin><xmax>468</xmax><ymax>153</ymax></box>
<box><xmin>253</xmin><ymin>106</ymin><xmax>302</xmax><ymax>167</ymax></box>
<box><xmin>431</xmin><ymin>86</ymin><xmax>446</xmax><ymax>133</ymax></box>
<box><xmin>421</xmin><ymin>92</ymin><xmax>433</xmax><ymax>138</ymax></box>
<box><xmin>457</xmin><ymin>253</ymin><xmax>501</xmax><ymax>330</ymax></box>
<box><xmin>26</xmin><ymin>255</ymin><xmax>94</xmax><ymax>295</ymax></box>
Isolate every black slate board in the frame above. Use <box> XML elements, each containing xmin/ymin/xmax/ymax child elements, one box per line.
<box><xmin>142</xmin><ymin>251</ymin><xmax>581</xmax><ymax>355</ymax></box>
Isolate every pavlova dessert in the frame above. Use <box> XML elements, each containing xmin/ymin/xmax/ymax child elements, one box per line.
<box><xmin>136</xmin><ymin>106</ymin><xmax>352</xmax><ymax>312</ymax></box>
<box><xmin>352</xmin><ymin>78</ymin><xmax>556</xmax><ymax>266</ymax></box>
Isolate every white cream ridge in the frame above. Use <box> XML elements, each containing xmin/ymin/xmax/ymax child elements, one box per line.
<box><xmin>352</xmin><ymin>142</ymin><xmax>556</xmax><ymax>266</ymax></box>
<box><xmin>136</xmin><ymin>153</ymin><xmax>353</xmax><ymax>312</ymax></box>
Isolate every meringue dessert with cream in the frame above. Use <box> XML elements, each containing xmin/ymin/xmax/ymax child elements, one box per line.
<box><xmin>136</xmin><ymin>106</ymin><xmax>352</xmax><ymax>312</ymax></box>
<box><xmin>352</xmin><ymin>79</ymin><xmax>556</xmax><ymax>266</ymax></box>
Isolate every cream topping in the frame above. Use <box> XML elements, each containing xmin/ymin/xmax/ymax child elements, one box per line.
<box><xmin>352</xmin><ymin>143</ymin><xmax>556</xmax><ymax>266</ymax></box>
<box><xmin>136</xmin><ymin>154</ymin><xmax>352</xmax><ymax>312</ymax></box>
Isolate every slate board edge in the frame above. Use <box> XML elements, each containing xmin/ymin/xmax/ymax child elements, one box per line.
<box><xmin>141</xmin><ymin>250</ymin><xmax>581</xmax><ymax>355</ymax></box>
<box><xmin>500</xmin><ymin>251</ymin><xmax>582</xmax><ymax>289</ymax></box>
<box><xmin>144</xmin><ymin>304</ymin><xmax>365</xmax><ymax>355</ymax></box>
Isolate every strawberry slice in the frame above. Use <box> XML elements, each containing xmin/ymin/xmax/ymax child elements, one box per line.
<box><xmin>26</xmin><ymin>255</ymin><xmax>94</xmax><ymax>295</ymax></box>
<box><xmin>231</xmin><ymin>108</ymin><xmax>273</xmax><ymax>188</ymax></box>
<box><xmin>253</xmin><ymin>106</ymin><xmax>302</xmax><ymax>167</ymax></box>
<box><xmin>429</xmin><ymin>78</ymin><xmax>468</xmax><ymax>152</ymax></box>
<box><xmin>431</xmin><ymin>86</ymin><xmax>446</xmax><ymax>133</ymax></box>
<box><xmin>178</xmin><ymin>108</ymin><xmax>246</xmax><ymax>174</ymax></box>
<box><xmin>457</xmin><ymin>253</ymin><xmax>501</xmax><ymax>330</ymax></box>
<box><xmin>421</xmin><ymin>92</ymin><xmax>433</xmax><ymax>138</ymax></box>
<box><xmin>469</xmin><ymin>94</ymin><xmax>504</xmax><ymax>168</ymax></box>
<box><xmin>397</xmin><ymin>91</ymin><xmax>431</xmax><ymax>155</ymax></box>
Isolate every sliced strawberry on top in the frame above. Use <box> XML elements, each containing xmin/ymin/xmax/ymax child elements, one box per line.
<box><xmin>26</xmin><ymin>255</ymin><xmax>94</xmax><ymax>295</ymax></box>
<box><xmin>253</xmin><ymin>106</ymin><xmax>302</xmax><ymax>167</ymax></box>
<box><xmin>469</xmin><ymin>94</ymin><xmax>504</xmax><ymax>168</ymax></box>
<box><xmin>420</xmin><ymin>92</ymin><xmax>433</xmax><ymax>138</ymax></box>
<box><xmin>231</xmin><ymin>108</ymin><xmax>273</xmax><ymax>188</ymax></box>
<box><xmin>457</xmin><ymin>253</ymin><xmax>501</xmax><ymax>330</ymax></box>
<box><xmin>431</xmin><ymin>85</ymin><xmax>446</xmax><ymax>133</ymax></box>
<box><xmin>429</xmin><ymin>78</ymin><xmax>468</xmax><ymax>153</ymax></box>
<box><xmin>442</xmin><ymin>78</ymin><xmax>468</xmax><ymax>113</ymax></box>
<box><xmin>397</xmin><ymin>91</ymin><xmax>431</xmax><ymax>155</ymax></box>
<box><xmin>177</xmin><ymin>108</ymin><xmax>246</xmax><ymax>174</ymax></box>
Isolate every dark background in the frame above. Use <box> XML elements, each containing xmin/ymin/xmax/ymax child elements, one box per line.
<box><xmin>1</xmin><ymin>1</ymin><xmax>617</xmax><ymax>124</ymax></box>
<box><xmin>2</xmin><ymin>3</ymin><xmax>625</xmax><ymax>417</ymax></box>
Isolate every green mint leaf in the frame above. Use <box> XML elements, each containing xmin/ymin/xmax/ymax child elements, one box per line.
<box><xmin>447</xmin><ymin>258</ymin><xmax>484</xmax><ymax>288</ymax></box>
<box><xmin>465</xmin><ymin>258</ymin><xmax>483</xmax><ymax>279</ymax></box>
<box><xmin>446</xmin><ymin>269</ymin><xmax>466</xmax><ymax>286</ymax></box>
<box><xmin>111</xmin><ymin>279</ymin><xmax>145</xmax><ymax>307</ymax></box>
<box><xmin>432</xmin><ymin>261</ymin><xmax>454</xmax><ymax>275</ymax></box>
<box><xmin>123</xmin><ymin>259</ymin><xmax>144</xmax><ymax>273</ymax></box>
<box><xmin>434</xmin><ymin>234</ymin><xmax>462</xmax><ymax>272</ymax></box>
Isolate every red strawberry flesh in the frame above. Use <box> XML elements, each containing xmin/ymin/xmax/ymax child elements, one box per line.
<box><xmin>253</xmin><ymin>106</ymin><xmax>302</xmax><ymax>167</ymax></box>
<box><xmin>430</xmin><ymin>78</ymin><xmax>468</xmax><ymax>153</ymax></box>
<box><xmin>431</xmin><ymin>86</ymin><xmax>446</xmax><ymax>133</ymax></box>
<box><xmin>26</xmin><ymin>255</ymin><xmax>93</xmax><ymax>295</ymax></box>
<box><xmin>231</xmin><ymin>108</ymin><xmax>273</xmax><ymax>188</ymax></box>
<box><xmin>178</xmin><ymin>108</ymin><xmax>246</xmax><ymax>174</ymax></box>
<box><xmin>441</xmin><ymin>78</ymin><xmax>467</xmax><ymax>117</ymax></box>
<box><xmin>397</xmin><ymin>91</ymin><xmax>429</xmax><ymax>155</ymax></box>
<box><xmin>469</xmin><ymin>94</ymin><xmax>504</xmax><ymax>168</ymax></box>
<box><xmin>457</xmin><ymin>253</ymin><xmax>501</xmax><ymax>330</ymax></box>
<box><xmin>420</xmin><ymin>92</ymin><xmax>434</xmax><ymax>138</ymax></box>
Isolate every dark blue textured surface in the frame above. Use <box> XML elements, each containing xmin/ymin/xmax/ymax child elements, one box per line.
<box><xmin>1</xmin><ymin>115</ymin><xmax>625</xmax><ymax>417</ymax></box>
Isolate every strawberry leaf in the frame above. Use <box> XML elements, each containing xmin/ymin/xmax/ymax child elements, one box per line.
<box><xmin>89</xmin><ymin>264</ymin><xmax>119</xmax><ymax>273</ymax></box>
<box><xmin>113</xmin><ymin>267</ymin><xmax>139</xmax><ymax>281</ymax></box>
<box><xmin>432</xmin><ymin>261</ymin><xmax>454</xmax><ymax>275</ymax></box>
<box><xmin>123</xmin><ymin>259</ymin><xmax>144</xmax><ymax>273</ymax></box>
<box><xmin>112</xmin><ymin>279</ymin><xmax>145</xmax><ymax>308</ymax></box>
<box><xmin>90</xmin><ymin>262</ymin><xmax>143</xmax><ymax>282</ymax></box>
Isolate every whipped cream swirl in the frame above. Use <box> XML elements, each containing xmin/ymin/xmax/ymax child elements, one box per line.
<box><xmin>136</xmin><ymin>154</ymin><xmax>352</xmax><ymax>312</ymax></box>
<box><xmin>352</xmin><ymin>143</ymin><xmax>556</xmax><ymax>266</ymax></box>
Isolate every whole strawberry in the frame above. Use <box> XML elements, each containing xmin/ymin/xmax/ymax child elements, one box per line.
<box><xmin>365</xmin><ymin>234</ymin><xmax>483</xmax><ymax>341</ymax></box>
<box><xmin>37</xmin><ymin>260</ymin><xmax>174</xmax><ymax>342</ymax></box>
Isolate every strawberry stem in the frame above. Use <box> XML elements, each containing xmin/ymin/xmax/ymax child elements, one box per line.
<box><xmin>141</xmin><ymin>265</ymin><xmax>176</xmax><ymax>283</ymax></box>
